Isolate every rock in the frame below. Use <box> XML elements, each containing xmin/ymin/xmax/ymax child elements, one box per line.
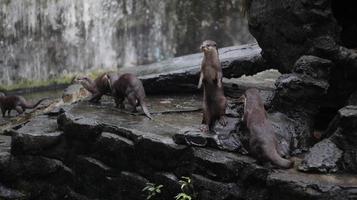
<box><xmin>72</xmin><ymin>156</ymin><xmax>121</xmax><ymax>199</ymax></box>
<box><xmin>57</xmin><ymin>112</ymin><xmax>102</xmax><ymax>142</ymax></box>
<box><xmin>192</xmin><ymin>174</ymin><xmax>241</xmax><ymax>200</ymax></box>
<box><xmin>192</xmin><ymin>148</ymin><xmax>263</xmax><ymax>183</ymax></box>
<box><xmin>152</xmin><ymin>172</ymin><xmax>181</xmax><ymax>199</ymax></box>
<box><xmin>119</xmin><ymin>171</ymin><xmax>148</xmax><ymax>200</ymax></box>
<box><xmin>274</xmin><ymin>74</ymin><xmax>329</xmax><ymax>113</ymax></box>
<box><xmin>330</xmin><ymin>106</ymin><xmax>357</xmax><ymax>173</ymax></box>
<box><xmin>298</xmin><ymin>139</ymin><xmax>343</xmax><ymax>173</ymax></box>
<box><xmin>0</xmin><ymin>183</ymin><xmax>26</xmax><ymax>200</ymax></box>
<box><xmin>92</xmin><ymin>132</ymin><xmax>135</xmax><ymax>170</ymax></box>
<box><xmin>293</xmin><ymin>56</ymin><xmax>333</xmax><ymax>80</ymax></box>
<box><xmin>2</xmin><ymin>93</ymin><xmax>357</xmax><ymax>199</ymax></box>
<box><xmin>120</xmin><ymin>44</ymin><xmax>270</xmax><ymax>94</ymax></box>
<box><xmin>267</xmin><ymin>170</ymin><xmax>356</xmax><ymax>200</ymax></box>
<box><xmin>0</xmin><ymin>136</ymin><xmax>11</xmax><ymax>153</ymax></box>
<box><xmin>224</xmin><ymin>69</ymin><xmax>280</xmax><ymax>98</ymax></box>
<box><xmin>11</xmin><ymin>115</ymin><xmax>62</xmax><ymax>155</ymax></box>
<box><xmin>172</xmin><ymin>119</ymin><xmax>243</xmax><ymax>153</ymax></box>
<box><xmin>0</xmin><ymin>153</ymin><xmax>74</xmax><ymax>184</ymax></box>
<box><xmin>62</xmin><ymin>84</ymin><xmax>90</xmax><ymax>104</ymax></box>
<box><xmin>248</xmin><ymin>0</ymin><xmax>339</xmax><ymax>73</ymax></box>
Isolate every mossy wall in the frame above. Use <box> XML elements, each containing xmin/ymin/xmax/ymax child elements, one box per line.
<box><xmin>0</xmin><ymin>0</ymin><xmax>253</xmax><ymax>87</ymax></box>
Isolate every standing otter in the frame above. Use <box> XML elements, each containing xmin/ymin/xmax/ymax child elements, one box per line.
<box><xmin>0</xmin><ymin>94</ymin><xmax>47</xmax><ymax>117</ymax></box>
<box><xmin>74</xmin><ymin>72</ymin><xmax>119</xmax><ymax>103</ymax></box>
<box><xmin>240</xmin><ymin>88</ymin><xmax>293</xmax><ymax>169</ymax></box>
<box><xmin>198</xmin><ymin>40</ymin><xmax>227</xmax><ymax>133</ymax></box>
<box><xmin>109</xmin><ymin>73</ymin><xmax>152</xmax><ymax>119</ymax></box>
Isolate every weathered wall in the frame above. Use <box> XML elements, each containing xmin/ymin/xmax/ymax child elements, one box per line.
<box><xmin>0</xmin><ymin>0</ymin><xmax>253</xmax><ymax>85</ymax></box>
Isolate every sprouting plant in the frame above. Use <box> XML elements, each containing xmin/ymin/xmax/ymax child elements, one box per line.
<box><xmin>142</xmin><ymin>182</ymin><xmax>163</xmax><ymax>200</ymax></box>
<box><xmin>175</xmin><ymin>193</ymin><xmax>192</xmax><ymax>200</ymax></box>
<box><xmin>175</xmin><ymin>176</ymin><xmax>195</xmax><ymax>200</ymax></box>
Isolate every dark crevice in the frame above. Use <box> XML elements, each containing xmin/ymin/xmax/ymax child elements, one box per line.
<box><xmin>331</xmin><ymin>0</ymin><xmax>357</xmax><ymax>48</ymax></box>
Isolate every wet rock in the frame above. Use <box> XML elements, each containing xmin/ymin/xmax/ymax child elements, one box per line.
<box><xmin>45</xmin><ymin>104</ymin><xmax>74</xmax><ymax>116</ymax></box>
<box><xmin>72</xmin><ymin>156</ymin><xmax>121</xmax><ymax>199</ymax></box>
<box><xmin>267</xmin><ymin>170</ymin><xmax>355</xmax><ymax>200</ymax></box>
<box><xmin>248</xmin><ymin>0</ymin><xmax>339</xmax><ymax>73</ymax></box>
<box><xmin>0</xmin><ymin>136</ymin><xmax>11</xmax><ymax>153</ymax></box>
<box><xmin>0</xmin><ymin>183</ymin><xmax>25</xmax><ymax>200</ymax></box>
<box><xmin>299</xmin><ymin>139</ymin><xmax>343</xmax><ymax>173</ymax></box>
<box><xmin>92</xmin><ymin>132</ymin><xmax>135</xmax><ymax>170</ymax></box>
<box><xmin>2</xmin><ymin>94</ymin><xmax>357</xmax><ymax>199</ymax></box>
<box><xmin>119</xmin><ymin>171</ymin><xmax>148</xmax><ymax>200</ymax></box>
<box><xmin>293</xmin><ymin>56</ymin><xmax>333</xmax><ymax>80</ymax></box>
<box><xmin>62</xmin><ymin>84</ymin><xmax>89</xmax><ymax>104</ymax></box>
<box><xmin>0</xmin><ymin>153</ymin><xmax>74</xmax><ymax>184</ymax></box>
<box><xmin>224</xmin><ymin>69</ymin><xmax>280</xmax><ymax>98</ymax></box>
<box><xmin>192</xmin><ymin>174</ymin><xmax>241</xmax><ymax>200</ymax></box>
<box><xmin>271</xmin><ymin>62</ymin><xmax>331</xmax><ymax>150</ymax></box>
<box><xmin>11</xmin><ymin>115</ymin><xmax>62</xmax><ymax>155</ymax></box>
<box><xmin>135</xmin><ymin>133</ymin><xmax>188</xmax><ymax>171</ymax></box>
<box><xmin>274</xmin><ymin>74</ymin><xmax>329</xmax><ymax>113</ymax></box>
<box><xmin>121</xmin><ymin>44</ymin><xmax>270</xmax><ymax>94</ymax></box>
<box><xmin>152</xmin><ymin>172</ymin><xmax>181</xmax><ymax>199</ymax></box>
<box><xmin>57</xmin><ymin>112</ymin><xmax>102</xmax><ymax>142</ymax></box>
<box><xmin>192</xmin><ymin>148</ymin><xmax>262</xmax><ymax>183</ymax></box>
<box><xmin>330</xmin><ymin>106</ymin><xmax>357</xmax><ymax>173</ymax></box>
<box><xmin>173</xmin><ymin>116</ymin><xmax>243</xmax><ymax>152</ymax></box>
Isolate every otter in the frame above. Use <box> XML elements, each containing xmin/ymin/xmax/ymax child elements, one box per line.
<box><xmin>240</xmin><ymin>88</ymin><xmax>293</xmax><ymax>169</ymax></box>
<box><xmin>108</xmin><ymin>73</ymin><xmax>152</xmax><ymax>119</ymax></box>
<box><xmin>74</xmin><ymin>72</ymin><xmax>119</xmax><ymax>103</ymax></box>
<box><xmin>0</xmin><ymin>94</ymin><xmax>47</xmax><ymax>117</ymax></box>
<box><xmin>198</xmin><ymin>40</ymin><xmax>227</xmax><ymax>133</ymax></box>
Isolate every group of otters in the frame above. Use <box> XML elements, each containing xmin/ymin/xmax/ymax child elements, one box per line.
<box><xmin>0</xmin><ymin>40</ymin><xmax>293</xmax><ymax>169</ymax></box>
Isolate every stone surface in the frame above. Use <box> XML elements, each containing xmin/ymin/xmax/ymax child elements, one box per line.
<box><xmin>0</xmin><ymin>99</ymin><xmax>357</xmax><ymax>199</ymax></box>
<box><xmin>299</xmin><ymin>139</ymin><xmax>343</xmax><ymax>173</ymax></box>
<box><xmin>120</xmin><ymin>43</ymin><xmax>270</xmax><ymax>94</ymax></box>
<box><xmin>330</xmin><ymin>106</ymin><xmax>357</xmax><ymax>173</ymax></box>
<box><xmin>269</xmin><ymin>55</ymin><xmax>333</xmax><ymax>151</ymax></box>
<box><xmin>0</xmin><ymin>183</ymin><xmax>25</xmax><ymax>200</ymax></box>
<box><xmin>11</xmin><ymin>115</ymin><xmax>62</xmax><ymax>155</ymax></box>
<box><xmin>62</xmin><ymin>84</ymin><xmax>90</xmax><ymax>104</ymax></box>
<box><xmin>248</xmin><ymin>0</ymin><xmax>339</xmax><ymax>73</ymax></box>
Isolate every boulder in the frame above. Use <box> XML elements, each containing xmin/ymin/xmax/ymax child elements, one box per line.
<box><xmin>298</xmin><ymin>139</ymin><xmax>343</xmax><ymax>173</ymax></box>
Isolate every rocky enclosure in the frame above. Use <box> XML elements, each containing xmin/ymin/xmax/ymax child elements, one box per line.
<box><xmin>1</xmin><ymin>43</ymin><xmax>357</xmax><ymax>199</ymax></box>
<box><xmin>246</xmin><ymin>0</ymin><xmax>357</xmax><ymax>174</ymax></box>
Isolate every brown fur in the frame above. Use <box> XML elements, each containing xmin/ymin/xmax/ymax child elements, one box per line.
<box><xmin>0</xmin><ymin>94</ymin><xmax>47</xmax><ymax>117</ymax></box>
<box><xmin>74</xmin><ymin>72</ymin><xmax>119</xmax><ymax>103</ymax></box>
<box><xmin>109</xmin><ymin>73</ymin><xmax>152</xmax><ymax>119</ymax></box>
<box><xmin>198</xmin><ymin>40</ymin><xmax>227</xmax><ymax>133</ymax></box>
<box><xmin>241</xmin><ymin>88</ymin><xmax>293</xmax><ymax>169</ymax></box>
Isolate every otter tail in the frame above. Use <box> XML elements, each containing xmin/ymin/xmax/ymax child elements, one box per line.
<box><xmin>139</xmin><ymin>100</ymin><xmax>153</xmax><ymax>120</ymax></box>
<box><xmin>264</xmin><ymin>146</ymin><xmax>293</xmax><ymax>169</ymax></box>
<box><xmin>22</xmin><ymin>98</ymin><xmax>48</xmax><ymax>109</ymax></box>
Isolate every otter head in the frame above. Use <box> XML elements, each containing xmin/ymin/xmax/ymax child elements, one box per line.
<box><xmin>73</xmin><ymin>75</ymin><xmax>90</xmax><ymax>84</ymax></box>
<box><xmin>200</xmin><ymin>40</ymin><xmax>218</xmax><ymax>54</ymax></box>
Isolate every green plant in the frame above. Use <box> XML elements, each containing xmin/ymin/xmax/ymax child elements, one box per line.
<box><xmin>175</xmin><ymin>193</ymin><xmax>192</xmax><ymax>200</ymax></box>
<box><xmin>142</xmin><ymin>182</ymin><xmax>163</xmax><ymax>200</ymax></box>
<box><xmin>175</xmin><ymin>176</ymin><xmax>195</xmax><ymax>200</ymax></box>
